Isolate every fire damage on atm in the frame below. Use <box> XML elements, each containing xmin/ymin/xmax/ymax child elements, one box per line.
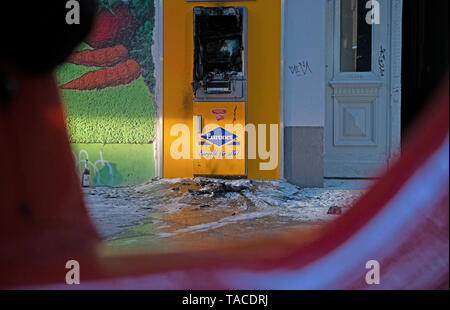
<box><xmin>192</xmin><ymin>7</ymin><xmax>247</xmax><ymax>101</ymax></box>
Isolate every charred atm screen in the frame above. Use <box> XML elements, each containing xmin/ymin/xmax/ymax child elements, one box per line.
<box><xmin>193</xmin><ymin>7</ymin><xmax>247</xmax><ymax>101</ymax></box>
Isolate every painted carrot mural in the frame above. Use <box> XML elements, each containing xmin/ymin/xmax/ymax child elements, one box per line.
<box><xmin>68</xmin><ymin>45</ymin><xmax>128</xmax><ymax>67</ymax></box>
<box><xmin>61</xmin><ymin>59</ymin><xmax>141</xmax><ymax>90</ymax></box>
<box><xmin>57</xmin><ymin>0</ymin><xmax>156</xmax><ymax>145</ymax></box>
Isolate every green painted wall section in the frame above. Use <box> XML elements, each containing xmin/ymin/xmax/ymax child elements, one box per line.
<box><xmin>72</xmin><ymin>144</ymin><xmax>155</xmax><ymax>186</ymax></box>
<box><xmin>59</xmin><ymin>74</ymin><xmax>155</xmax><ymax>144</ymax></box>
<box><xmin>58</xmin><ymin>1</ymin><xmax>157</xmax><ymax>186</ymax></box>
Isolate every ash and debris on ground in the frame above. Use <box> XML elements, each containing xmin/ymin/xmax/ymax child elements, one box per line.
<box><xmin>84</xmin><ymin>178</ymin><xmax>371</xmax><ymax>246</ymax></box>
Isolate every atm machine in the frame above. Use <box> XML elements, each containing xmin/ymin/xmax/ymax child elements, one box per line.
<box><xmin>192</xmin><ymin>6</ymin><xmax>248</xmax><ymax>177</ymax></box>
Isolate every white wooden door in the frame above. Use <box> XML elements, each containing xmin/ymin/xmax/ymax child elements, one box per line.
<box><xmin>325</xmin><ymin>0</ymin><xmax>401</xmax><ymax>178</ymax></box>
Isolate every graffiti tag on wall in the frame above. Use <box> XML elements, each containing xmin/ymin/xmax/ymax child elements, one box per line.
<box><xmin>288</xmin><ymin>60</ymin><xmax>313</xmax><ymax>78</ymax></box>
<box><xmin>73</xmin><ymin>150</ymin><xmax>114</xmax><ymax>186</ymax></box>
<box><xmin>378</xmin><ymin>45</ymin><xmax>386</xmax><ymax>77</ymax></box>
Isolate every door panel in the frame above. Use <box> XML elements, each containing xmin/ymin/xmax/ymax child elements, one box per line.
<box><xmin>193</xmin><ymin>102</ymin><xmax>246</xmax><ymax>176</ymax></box>
<box><xmin>326</xmin><ymin>82</ymin><xmax>388</xmax><ymax>177</ymax></box>
<box><xmin>325</xmin><ymin>0</ymin><xmax>391</xmax><ymax>178</ymax></box>
<box><xmin>334</xmin><ymin>97</ymin><xmax>377</xmax><ymax>147</ymax></box>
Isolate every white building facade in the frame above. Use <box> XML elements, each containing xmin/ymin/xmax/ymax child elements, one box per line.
<box><xmin>282</xmin><ymin>0</ymin><xmax>402</xmax><ymax>186</ymax></box>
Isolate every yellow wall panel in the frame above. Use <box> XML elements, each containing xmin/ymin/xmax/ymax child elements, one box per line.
<box><xmin>163</xmin><ymin>0</ymin><xmax>280</xmax><ymax>179</ymax></box>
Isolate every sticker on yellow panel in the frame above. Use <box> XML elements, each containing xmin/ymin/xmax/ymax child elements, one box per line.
<box><xmin>193</xmin><ymin>102</ymin><xmax>246</xmax><ymax>176</ymax></box>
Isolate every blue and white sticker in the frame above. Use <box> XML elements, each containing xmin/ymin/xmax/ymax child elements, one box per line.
<box><xmin>199</xmin><ymin>127</ymin><xmax>240</xmax><ymax>147</ymax></box>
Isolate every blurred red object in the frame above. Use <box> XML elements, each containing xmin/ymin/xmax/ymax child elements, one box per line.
<box><xmin>0</xmin><ymin>67</ymin><xmax>447</xmax><ymax>289</ymax></box>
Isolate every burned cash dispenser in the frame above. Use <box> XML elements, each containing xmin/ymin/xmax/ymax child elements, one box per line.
<box><xmin>192</xmin><ymin>6</ymin><xmax>248</xmax><ymax>177</ymax></box>
<box><xmin>192</xmin><ymin>6</ymin><xmax>248</xmax><ymax>101</ymax></box>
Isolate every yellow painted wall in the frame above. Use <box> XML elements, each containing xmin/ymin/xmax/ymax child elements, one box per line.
<box><xmin>163</xmin><ymin>0</ymin><xmax>281</xmax><ymax>179</ymax></box>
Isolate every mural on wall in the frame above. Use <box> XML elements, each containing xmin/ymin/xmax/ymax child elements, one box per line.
<box><xmin>57</xmin><ymin>0</ymin><xmax>156</xmax><ymax>145</ymax></box>
<box><xmin>74</xmin><ymin>149</ymin><xmax>115</xmax><ymax>186</ymax></box>
<box><xmin>72</xmin><ymin>144</ymin><xmax>155</xmax><ymax>186</ymax></box>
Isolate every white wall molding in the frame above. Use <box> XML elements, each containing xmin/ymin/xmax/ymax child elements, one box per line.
<box><xmin>330</xmin><ymin>81</ymin><xmax>383</xmax><ymax>97</ymax></box>
<box><xmin>280</xmin><ymin>0</ymin><xmax>286</xmax><ymax>179</ymax></box>
<box><xmin>389</xmin><ymin>0</ymin><xmax>403</xmax><ymax>164</ymax></box>
<box><xmin>152</xmin><ymin>0</ymin><xmax>164</xmax><ymax>178</ymax></box>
